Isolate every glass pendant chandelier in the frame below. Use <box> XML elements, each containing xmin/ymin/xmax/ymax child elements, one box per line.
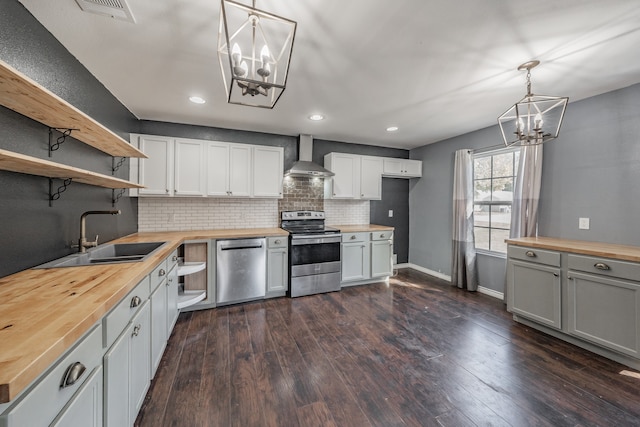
<box><xmin>218</xmin><ymin>0</ymin><xmax>297</xmax><ymax>108</ymax></box>
<box><xmin>498</xmin><ymin>60</ymin><xmax>568</xmax><ymax>147</ymax></box>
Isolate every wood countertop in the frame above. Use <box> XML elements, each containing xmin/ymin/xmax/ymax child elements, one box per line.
<box><xmin>0</xmin><ymin>227</ymin><xmax>287</xmax><ymax>404</ymax></box>
<box><xmin>330</xmin><ymin>224</ymin><xmax>394</xmax><ymax>232</ymax></box>
<box><xmin>506</xmin><ymin>237</ymin><xmax>640</xmax><ymax>263</ymax></box>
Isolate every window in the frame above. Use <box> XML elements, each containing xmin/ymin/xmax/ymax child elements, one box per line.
<box><xmin>473</xmin><ymin>148</ymin><xmax>519</xmax><ymax>253</ymax></box>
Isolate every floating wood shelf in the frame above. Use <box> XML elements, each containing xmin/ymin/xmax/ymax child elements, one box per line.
<box><xmin>0</xmin><ymin>59</ymin><xmax>146</xmax><ymax>158</ymax></box>
<box><xmin>0</xmin><ymin>148</ymin><xmax>143</xmax><ymax>189</ymax></box>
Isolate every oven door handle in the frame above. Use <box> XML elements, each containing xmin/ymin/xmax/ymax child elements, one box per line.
<box><xmin>291</xmin><ymin>235</ymin><xmax>342</xmax><ymax>245</ymax></box>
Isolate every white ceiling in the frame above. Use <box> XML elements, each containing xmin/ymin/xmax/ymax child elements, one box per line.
<box><xmin>18</xmin><ymin>0</ymin><xmax>640</xmax><ymax>149</ymax></box>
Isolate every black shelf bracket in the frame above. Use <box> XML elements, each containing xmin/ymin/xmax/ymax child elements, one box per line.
<box><xmin>48</xmin><ymin>128</ymin><xmax>79</xmax><ymax>157</ymax></box>
<box><xmin>49</xmin><ymin>178</ymin><xmax>73</xmax><ymax>207</ymax></box>
<box><xmin>111</xmin><ymin>188</ymin><xmax>126</xmax><ymax>207</ymax></box>
<box><xmin>112</xmin><ymin>156</ymin><xmax>126</xmax><ymax>175</ymax></box>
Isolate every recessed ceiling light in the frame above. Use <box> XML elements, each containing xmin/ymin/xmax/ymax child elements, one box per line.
<box><xmin>308</xmin><ymin>114</ymin><xmax>325</xmax><ymax>121</ymax></box>
<box><xmin>189</xmin><ymin>96</ymin><xmax>206</xmax><ymax>104</ymax></box>
<box><xmin>386</xmin><ymin>126</ymin><xmax>399</xmax><ymax>132</ymax></box>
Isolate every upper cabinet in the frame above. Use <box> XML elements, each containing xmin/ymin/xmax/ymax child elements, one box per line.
<box><xmin>324</xmin><ymin>153</ymin><xmax>383</xmax><ymax>200</ymax></box>
<box><xmin>324</xmin><ymin>153</ymin><xmax>418</xmax><ymax>200</ymax></box>
<box><xmin>130</xmin><ymin>134</ymin><xmax>283</xmax><ymax>199</ymax></box>
<box><xmin>382</xmin><ymin>158</ymin><xmax>422</xmax><ymax>178</ymax></box>
<box><xmin>0</xmin><ymin>59</ymin><xmax>145</xmax><ymax>158</ymax></box>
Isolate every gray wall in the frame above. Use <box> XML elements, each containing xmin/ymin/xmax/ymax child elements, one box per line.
<box><xmin>409</xmin><ymin>82</ymin><xmax>640</xmax><ymax>293</ymax></box>
<box><xmin>313</xmin><ymin>139</ymin><xmax>411</xmax><ymax>263</ymax></box>
<box><xmin>0</xmin><ymin>0</ymin><xmax>138</xmax><ymax>278</ymax></box>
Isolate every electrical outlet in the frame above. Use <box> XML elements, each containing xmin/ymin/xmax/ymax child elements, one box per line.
<box><xmin>393</xmin><ymin>254</ymin><xmax>397</xmax><ymax>264</ymax></box>
<box><xmin>579</xmin><ymin>217</ymin><xmax>590</xmax><ymax>230</ymax></box>
<box><xmin>388</xmin><ymin>210</ymin><xmax>393</xmax><ymax>218</ymax></box>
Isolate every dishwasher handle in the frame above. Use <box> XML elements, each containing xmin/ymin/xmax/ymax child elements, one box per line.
<box><xmin>220</xmin><ymin>244</ymin><xmax>263</xmax><ymax>251</ymax></box>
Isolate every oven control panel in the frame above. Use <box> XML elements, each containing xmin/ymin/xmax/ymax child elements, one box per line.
<box><xmin>282</xmin><ymin>211</ymin><xmax>325</xmax><ymax>220</ymax></box>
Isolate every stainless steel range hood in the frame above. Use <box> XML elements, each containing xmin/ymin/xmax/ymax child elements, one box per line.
<box><xmin>284</xmin><ymin>135</ymin><xmax>335</xmax><ymax>178</ymax></box>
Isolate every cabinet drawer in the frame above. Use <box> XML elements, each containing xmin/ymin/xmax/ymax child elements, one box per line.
<box><xmin>508</xmin><ymin>245</ymin><xmax>560</xmax><ymax>267</ymax></box>
<box><xmin>268</xmin><ymin>236</ymin><xmax>288</xmax><ymax>248</ymax></box>
<box><xmin>342</xmin><ymin>232</ymin><xmax>369</xmax><ymax>243</ymax></box>
<box><xmin>371</xmin><ymin>230</ymin><xmax>393</xmax><ymax>241</ymax></box>
<box><xmin>149</xmin><ymin>258</ymin><xmax>169</xmax><ymax>292</ymax></box>
<box><xmin>167</xmin><ymin>249</ymin><xmax>179</xmax><ymax>272</ymax></box>
<box><xmin>1</xmin><ymin>324</ymin><xmax>102</xmax><ymax>427</ymax></box>
<box><xmin>103</xmin><ymin>276</ymin><xmax>150</xmax><ymax>348</ymax></box>
<box><xmin>568</xmin><ymin>254</ymin><xmax>640</xmax><ymax>282</ymax></box>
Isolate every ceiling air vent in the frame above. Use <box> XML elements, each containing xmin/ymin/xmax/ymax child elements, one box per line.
<box><xmin>75</xmin><ymin>0</ymin><xmax>136</xmax><ymax>23</ymax></box>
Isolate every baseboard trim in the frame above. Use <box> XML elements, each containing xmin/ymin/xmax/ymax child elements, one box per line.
<box><xmin>399</xmin><ymin>264</ymin><xmax>504</xmax><ymax>300</ymax></box>
<box><xmin>404</xmin><ymin>263</ymin><xmax>452</xmax><ymax>282</ymax></box>
<box><xmin>477</xmin><ymin>286</ymin><xmax>504</xmax><ymax>300</ymax></box>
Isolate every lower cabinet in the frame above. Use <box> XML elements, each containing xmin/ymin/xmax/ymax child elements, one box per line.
<box><xmin>342</xmin><ymin>233</ymin><xmax>371</xmax><ymax>283</ymax></box>
<box><xmin>267</xmin><ymin>236</ymin><xmax>288</xmax><ymax>295</ymax></box>
<box><xmin>568</xmin><ymin>271</ymin><xmax>640</xmax><ymax>358</ymax></box>
<box><xmin>370</xmin><ymin>231</ymin><xmax>393</xmax><ymax>278</ymax></box>
<box><xmin>166</xmin><ymin>265</ymin><xmax>179</xmax><ymax>334</ymax></box>
<box><xmin>104</xmin><ymin>301</ymin><xmax>151</xmax><ymax>427</ymax></box>
<box><xmin>509</xmin><ymin>260</ymin><xmax>562</xmax><ymax>330</ymax></box>
<box><xmin>51</xmin><ymin>366</ymin><xmax>103</xmax><ymax>427</ymax></box>
<box><xmin>150</xmin><ymin>280</ymin><xmax>168</xmax><ymax>377</ymax></box>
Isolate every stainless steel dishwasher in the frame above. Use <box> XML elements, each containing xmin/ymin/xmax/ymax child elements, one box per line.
<box><xmin>216</xmin><ymin>238</ymin><xmax>266</xmax><ymax>305</ymax></box>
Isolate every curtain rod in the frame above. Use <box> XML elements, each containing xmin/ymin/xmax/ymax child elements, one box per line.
<box><xmin>468</xmin><ymin>143</ymin><xmax>513</xmax><ymax>155</ymax></box>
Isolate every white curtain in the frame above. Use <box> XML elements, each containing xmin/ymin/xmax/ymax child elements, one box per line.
<box><xmin>510</xmin><ymin>144</ymin><xmax>543</xmax><ymax>239</ymax></box>
<box><xmin>451</xmin><ymin>149</ymin><xmax>478</xmax><ymax>291</ymax></box>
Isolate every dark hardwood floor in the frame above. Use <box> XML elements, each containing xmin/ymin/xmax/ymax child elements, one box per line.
<box><xmin>135</xmin><ymin>269</ymin><xmax>640</xmax><ymax>427</ymax></box>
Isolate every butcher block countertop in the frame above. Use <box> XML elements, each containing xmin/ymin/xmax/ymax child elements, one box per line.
<box><xmin>0</xmin><ymin>228</ymin><xmax>287</xmax><ymax>404</ymax></box>
<box><xmin>331</xmin><ymin>224</ymin><xmax>394</xmax><ymax>232</ymax></box>
<box><xmin>506</xmin><ymin>236</ymin><xmax>640</xmax><ymax>263</ymax></box>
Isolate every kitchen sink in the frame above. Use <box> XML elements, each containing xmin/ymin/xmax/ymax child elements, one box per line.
<box><xmin>35</xmin><ymin>241</ymin><xmax>167</xmax><ymax>268</ymax></box>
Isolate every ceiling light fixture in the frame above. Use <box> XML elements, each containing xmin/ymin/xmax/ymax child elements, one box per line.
<box><xmin>498</xmin><ymin>60</ymin><xmax>568</xmax><ymax>147</ymax></box>
<box><xmin>189</xmin><ymin>96</ymin><xmax>206</xmax><ymax>104</ymax></box>
<box><xmin>308</xmin><ymin>114</ymin><xmax>324</xmax><ymax>121</ymax></box>
<box><xmin>386</xmin><ymin>126</ymin><xmax>399</xmax><ymax>132</ymax></box>
<box><xmin>218</xmin><ymin>0</ymin><xmax>297</xmax><ymax>108</ymax></box>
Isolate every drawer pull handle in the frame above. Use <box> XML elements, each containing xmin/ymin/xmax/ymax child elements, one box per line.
<box><xmin>525</xmin><ymin>251</ymin><xmax>536</xmax><ymax>257</ymax></box>
<box><xmin>159</xmin><ymin>269</ymin><xmax>166</xmax><ymax>276</ymax></box>
<box><xmin>132</xmin><ymin>324</ymin><xmax>141</xmax><ymax>337</ymax></box>
<box><xmin>553</xmin><ymin>273</ymin><xmax>559</xmax><ymax>277</ymax></box>
<box><xmin>380</xmin><ymin>234</ymin><xmax>385</xmax><ymax>238</ymax></box>
<box><xmin>60</xmin><ymin>362</ymin><xmax>86</xmax><ymax>389</ymax></box>
<box><xmin>274</xmin><ymin>239</ymin><xmax>281</xmax><ymax>244</ymax></box>
<box><xmin>594</xmin><ymin>262</ymin><xmax>610</xmax><ymax>271</ymax></box>
<box><xmin>350</xmin><ymin>235</ymin><xmax>356</xmax><ymax>240</ymax></box>
<box><xmin>130</xmin><ymin>295</ymin><xmax>142</xmax><ymax>308</ymax></box>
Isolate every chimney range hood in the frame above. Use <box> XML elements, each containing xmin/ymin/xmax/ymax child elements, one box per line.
<box><xmin>284</xmin><ymin>134</ymin><xmax>335</xmax><ymax>178</ymax></box>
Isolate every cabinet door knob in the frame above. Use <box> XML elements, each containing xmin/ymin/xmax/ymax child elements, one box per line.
<box><xmin>172</xmin><ymin>255</ymin><xmax>178</xmax><ymax>262</ymax></box>
<box><xmin>159</xmin><ymin>268</ymin><xmax>166</xmax><ymax>276</ymax></box>
<box><xmin>553</xmin><ymin>273</ymin><xmax>559</xmax><ymax>277</ymax></box>
<box><xmin>130</xmin><ymin>295</ymin><xmax>142</xmax><ymax>308</ymax></box>
<box><xmin>60</xmin><ymin>362</ymin><xmax>86</xmax><ymax>389</ymax></box>
<box><xmin>380</xmin><ymin>233</ymin><xmax>385</xmax><ymax>238</ymax></box>
<box><xmin>350</xmin><ymin>235</ymin><xmax>356</xmax><ymax>240</ymax></box>
<box><xmin>594</xmin><ymin>262</ymin><xmax>610</xmax><ymax>271</ymax></box>
<box><xmin>132</xmin><ymin>324</ymin><xmax>141</xmax><ymax>337</ymax></box>
<box><xmin>525</xmin><ymin>251</ymin><xmax>536</xmax><ymax>257</ymax></box>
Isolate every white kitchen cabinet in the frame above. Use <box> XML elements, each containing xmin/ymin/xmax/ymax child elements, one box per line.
<box><xmin>207</xmin><ymin>142</ymin><xmax>251</xmax><ymax>197</ymax></box>
<box><xmin>324</xmin><ymin>153</ymin><xmax>360</xmax><ymax>199</ymax></box>
<box><xmin>50</xmin><ymin>366</ymin><xmax>102</xmax><ymax>427</ymax></box>
<box><xmin>174</xmin><ymin>139</ymin><xmax>206</xmax><ymax>196</ymax></box>
<box><xmin>382</xmin><ymin>158</ymin><xmax>422</xmax><ymax>178</ymax></box>
<box><xmin>370</xmin><ymin>231</ymin><xmax>393</xmax><ymax>278</ymax></box>
<box><xmin>104</xmin><ymin>301</ymin><xmax>151</xmax><ymax>427</ymax></box>
<box><xmin>360</xmin><ymin>156</ymin><xmax>383</xmax><ymax>199</ymax></box>
<box><xmin>324</xmin><ymin>153</ymin><xmax>387</xmax><ymax>200</ymax></box>
<box><xmin>253</xmin><ymin>146</ymin><xmax>284</xmax><ymax>198</ymax></box>
<box><xmin>341</xmin><ymin>233</ymin><xmax>371</xmax><ymax>283</ymax></box>
<box><xmin>267</xmin><ymin>236</ymin><xmax>288</xmax><ymax>296</ymax></box>
<box><xmin>149</xmin><ymin>278</ymin><xmax>168</xmax><ymax>377</ymax></box>
<box><xmin>138</xmin><ymin>135</ymin><xmax>173</xmax><ymax>196</ymax></box>
<box><xmin>166</xmin><ymin>264</ymin><xmax>179</xmax><ymax>335</ymax></box>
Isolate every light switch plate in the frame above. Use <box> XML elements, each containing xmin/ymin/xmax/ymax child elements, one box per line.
<box><xmin>579</xmin><ymin>217</ymin><xmax>590</xmax><ymax>230</ymax></box>
<box><xmin>388</xmin><ymin>210</ymin><xmax>393</xmax><ymax>218</ymax></box>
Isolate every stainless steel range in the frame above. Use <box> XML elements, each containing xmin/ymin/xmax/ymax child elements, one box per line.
<box><xmin>281</xmin><ymin>211</ymin><xmax>342</xmax><ymax>297</ymax></box>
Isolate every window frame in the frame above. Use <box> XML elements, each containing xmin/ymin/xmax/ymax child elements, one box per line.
<box><xmin>472</xmin><ymin>146</ymin><xmax>520</xmax><ymax>255</ymax></box>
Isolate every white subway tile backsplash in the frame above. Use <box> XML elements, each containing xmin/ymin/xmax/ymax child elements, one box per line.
<box><xmin>138</xmin><ymin>198</ymin><xmax>279</xmax><ymax>231</ymax></box>
<box><xmin>324</xmin><ymin>199</ymin><xmax>370</xmax><ymax>225</ymax></box>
